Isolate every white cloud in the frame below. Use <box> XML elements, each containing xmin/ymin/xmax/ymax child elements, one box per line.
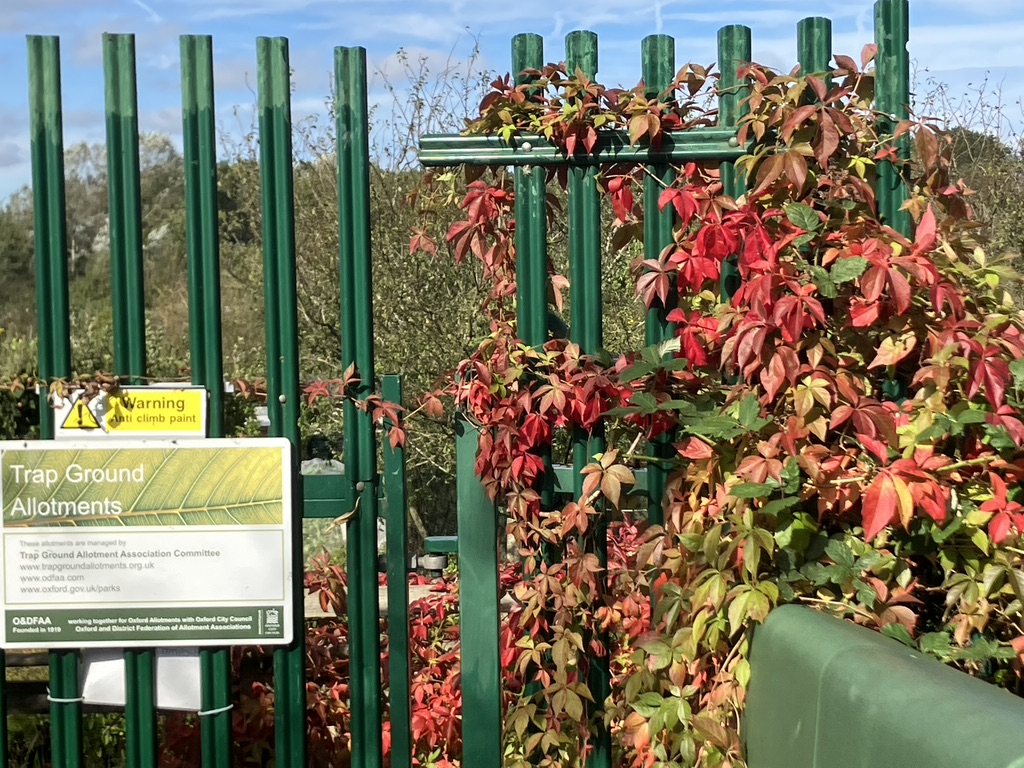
<box><xmin>0</xmin><ymin>142</ymin><xmax>27</xmax><ymax>169</ymax></box>
<box><xmin>1</xmin><ymin>0</ymin><xmax>1024</xmax><ymax>201</ymax></box>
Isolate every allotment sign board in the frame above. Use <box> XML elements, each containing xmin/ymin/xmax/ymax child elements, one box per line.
<box><xmin>0</xmin><ymin>439</ymin><xmax>292</xmax><ymax>649</ymax></box>
<box><xmin>54</xmin><ymin>386</ymin><xmax>207</xmax><ymax>440</ymax></box>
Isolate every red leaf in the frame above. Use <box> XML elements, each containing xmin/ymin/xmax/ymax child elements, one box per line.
<box><xmin>676</xmin><ymin>437</ymin><xmax>713</xmax><ymax>461</ymax></box>
<box><xmin>814</xmin><ymin>111</ymin><xmax>841</xmax><ymax>167</ymax></box>
<box><xmin>861</xmin><ymin>44</ymin><xmax>878</xmax><ymax>69</ymax></box>
<box><xmin>990</xmin><ymin>512</ymin><xmax>1013</xmax><ymax>544</ymax></box>
<box><xmin>863</xmin><ymin>473</ymin><xmax>897</xmax><ymax>540</ymax></box>
<box><xmin>967</xmin><ymin>348</ymin><xmax>1011</xmax><ymax>408</ymax></box>
<box><xmin>759</xmin><ymin>352</ymin><xmax>787</xmax><ymax>402</ymax></box>
<box><xmin>912</xmin><ymin>205</ymin><xmax>938</xmax><ymax>257</ymax></box>
<box><xmin>833</xmin><ymin>54</ymin><xmax>858</xmax><ymax>73</ymax></box>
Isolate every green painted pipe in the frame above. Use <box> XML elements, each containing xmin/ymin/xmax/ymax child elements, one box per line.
<box><xmin>797</xmin><ymin>16</ymin><xmax>832</xmax><ymax>83</ymax></box>
<box><xmin>382</xmin><ymin>376</ymin><xmax>412</xmax><ymax>768</ymax></box>
<box><xmin>181</xmin><ymin>34</ymin><xmax>233</xmax><ymax>768</ymax></box>
<box><xmin>103</xmin><ymin>33</ymin><xmax>157</xmax><ymax>768</ymax></box>
<box><xmin>456</xmin><ymin>412</ymin><xmax>502</xmax><ymax>768</ymax></box>
<box><xmin>565</xmin><ymin>28</ymin><xmax>612</xmax><ymax>768</ymax></box>
<box><xmin>717</xmin><ymin>24</ymin><xmax>752</xmax><ymax>308</ymax></box>
<box><xmin>747</xmin><ymin>605</ymin><xmax>1024</xmax><ymax>768</ymax></box>
<box><xmin>641</xmin><ymin>33</ymin><xmax>678</xmax><ymax>526</ymax></box>
<box><xmin>874</xmin><ymin>0</ymin><xmax>911</xmax><ymax>237</ymax></box>
<box><xmin>418</xmin><ymin>130</ymin><xmax>745</xmax><ymax>167</ymax></box>
<box><xmin>336</xmin><ymin>44</ymin><xmax>384</xmax><ymax>768</ymax></box>
<box><xmin>28</xmin><ymin>34</ymin><xmax>79</xmax><ymax>768</ymax></box>
<box><xmin>257</xmin><ymin>36</ymin><xmax>308</xmax><ymax>768</ymax></box>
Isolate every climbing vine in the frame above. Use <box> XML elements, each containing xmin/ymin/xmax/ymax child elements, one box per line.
<box><xmin>414</xmin><ymin>43</ymin><xmax>1024</xmax><ymax>768</ymax></box>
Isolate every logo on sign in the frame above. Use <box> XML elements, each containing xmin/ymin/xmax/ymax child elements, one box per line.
<box><xmin>263</xmin><ymin>609</ymin><xmax>280</xmax><ymax>632</ymax></box>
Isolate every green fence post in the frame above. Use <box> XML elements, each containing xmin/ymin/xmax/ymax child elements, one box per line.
<box><xmin>336</xmin><ymin>45</ymin><xmax>384</xmax><ymax>768</ymax></box>
<box><xmin>511</xmin><ymin>32</ymin><xmax>556</xmax><ymax>520</ymax></box>
<box><xmin>640</xmin><ymin>34</ymin><xmax>677</xmax><ymax>524</ymax></box>
<box><xmin>27</xmin><ymin>35</ymin><xmax>72</xmax><ymax>439</ymax></box>
<box><xmin>181</xmin><ymin>34</ymin><xmax>233</xmax><ymax>768</ymax></box>
<box><xmin>565</xmin><ymin>28</ymin><xmax>612</xmax><ymax>768</ymax></box>
<box><xmin>104</xmin><ymin>34</ymin><xmax>148</xmax><ymax>384</ymax></box>
<box><xmin>717</xmin><ymin>25</ymin><xmax>752</xmax><ymax>305</ymax></box>
<box><xmin>455</xmin><ymin>412</ymin><xmax>501</xmax><ymax>768</ymax></box>
<box><xmin>381</xmin><ymin>375</ymin><xmax>411</xmax><ymax>768</ymax></box>
<box><xmin>797</xmin><ymin>17</ymin><xmax>833</xmax><ymax>82</ymax></box>
<box><xmin>565</xmin><ymin>30</ymin><xmax>602</xmax><ymax>359</ymax></box>
<box><xmin>27</xmin><ymin>35</ymin><xmax>74</xmax><ymax>767</ymax></box>
<box><xmin>875</xmin><ymin>0</ymin><xmax>911</xmax><ymax>401</ymax></box>
<box><xmin>512</xmin><ymin>33</ymin><xmax>549</xmax><ymax>349</ymax></box>
<box><xmin>103</xmin><ymin>34</ymin><xmax>158</xmax><ymax>768</ymax></box>
<box><xmin>874</xmin><ymin>0</ymin><xmax>911</xmax><ymax>237</ymax></box>
<box><xmin>257</xmin><ymin>36</ymin><xmax>307</xmax><ymax>768</ymax></box>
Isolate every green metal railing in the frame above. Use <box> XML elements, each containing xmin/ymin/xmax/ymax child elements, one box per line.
<box><xmin>20</xmin><ymin>30</ymin><xmax>405</xmax><ymax>768</ymax></box>
<box><xmin>14</xmin><ymin>1</ymin><xmax>910</xmax><ymax>765</ymax></box>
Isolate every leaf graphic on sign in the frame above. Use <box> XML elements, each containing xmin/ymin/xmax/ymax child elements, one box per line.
<box><xmin>3</xmin><ymin>447</ymin><xmax>284</xmax><ymax>527</ymax></box>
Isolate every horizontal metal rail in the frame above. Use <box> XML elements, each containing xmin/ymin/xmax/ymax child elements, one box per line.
<box><xmin>419</xmin><ymin>128</ymin><xmax>747</xmax><ymax>167</ymax></box>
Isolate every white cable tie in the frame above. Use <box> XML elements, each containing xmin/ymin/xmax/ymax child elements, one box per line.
<box><xmin>46</xmin><ymin>688</ymin><xmax>84</xmax><ymax>704</ymax></box>
<box><xmin>197</xmin><ymin>703</ymin><xmax>234</xmax><ymax>717</ymax></box>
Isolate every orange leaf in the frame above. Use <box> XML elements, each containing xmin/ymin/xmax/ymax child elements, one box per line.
<box><xmin>863</xmin><ymin>473</ymin><xmax>897</xmax><ymax>540</ymax></box>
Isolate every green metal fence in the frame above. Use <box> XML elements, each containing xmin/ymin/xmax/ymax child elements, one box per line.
<box><xmin>12</xmin><ymin>0</ymin><xmax>909</xmax><ymax>765</ymax></box>
<box><xmin>23</xmin><ymin>32</ymin><xmax>396</xmax><ymax>768</ymax></box>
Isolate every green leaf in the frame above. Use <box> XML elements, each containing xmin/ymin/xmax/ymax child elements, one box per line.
<box><xmin>824</xmin><ymin>538</ymin><xmax>856</xmax><ymax>568</ymax></box>
<box><xmin>734</xmin><ymin>658</ymin><xmax>751</xmax><ymax>688</ymax></box>
<box><xmin>736</xmin><ymin>395</ymin><xmax>771</xmax><ymax>431</ymax></box>
<box><xmin>792</xmin><ymin>233</ymin><xmax>816</xmax><ymax>250</ymax></box>
<box><xmin>628</xmin><ymin>392</ymin><xmax>659</xmax><ymax>413</ymax></box>
<box><xmin>949</xmin><ymin>636</ymin><xmax>1016</xmax><ymax>662</ymax></box>
<box><xmin>880</xmin><ymin>623</ymin><xmax>915</xmax><ymax>647</ymax></box>
<box><xmin>919</xmin><ymin>631</ymin><xmax>953</xmax><ymax>656</ymax></box>
<box><xmin>781</xmin><ymin>459</ymin><xmax>802</xmax><ymax>494</ymax></box>
<box><xmin>760</xmin><ymin>496</ymin><xmax>801</xmax><ymax>517</ymax></box>
<box><xmin>657</xmin><ymin>399</ymin><xmax>698</xmax><ymax>413</ymax></box>
<box><xmin>931</xmin><ymin>515</ymin><xmax>964</xmax><ymax>544</ymax></box>
<box><xmin>775</xmin><ymin>511</ymin><xmax>816</xmax><ymax>549</ymax></box>
<box><xmin>737</xmin><ymin>395</ymin><xmax>761</xmax><ymax>427</ymax></box>
<box><xmin>632</xmin><ymin>692</ymin><xmax>665</xmax><ymax>718</ymax></box>
<box><xmin>640</xmin><ymin>337</ymin><xmax>682</xmax><ymax>364</ymax></box>
<box><xmin>955</xmin><ymin>408</ymin><xmax>990</xmax><ymax>426</ymax></box>
<box><xmin>784</xmin><ymin>201</ymin><xmax>820</xmax><ymax>232</ymax></box>
<box><xmin>800</xmin><ymin>562</ymin><xmax>830</xmax><ymax>585</ymax></box>
<box><xmin>731</xmin><ymin>481</ymin><xmax>778</xmax><ymax>499</ymax></box>
<box><xmin>808</xmin><ymin>266</ymin><xmax>837</xmax><ymax>299</ymax></box>
<box><xmin>728</xmin><ymin>589</ymin><xmax>752</xmax><ymax>635</ymax></box>
<box><xmin>618</xmin><ymin>360</ymin><xmax>656</xmax><ymax>383</ymax></box>
<box><xmin>984</xmin><ymin>425</ymin><xmax>1018</xmax><ymax>452</ymax></box>
<box><xmin>683</xmin><ymin>415</ymin><xmax>745</xmax><ymax>440</ymax></box>
<box><xmin>830</xmin><ymin>256</ymin><xmax>869</xmax><ymax>284</ymax></box>
<box><xmin>854</xmin><ymin>578</ymin><xmax>878</xmax><ymax>607</ymax></box>
<box><xmin>1010</xmin><ymin>357</ymin><xmax>1024</xmax><ymax>385</ymax></box>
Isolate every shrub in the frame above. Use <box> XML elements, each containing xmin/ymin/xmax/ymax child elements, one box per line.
<box><xmin>409</xmin><ymin>45</ymin><xmax>1024</xmax><ymax>768</ymax></box>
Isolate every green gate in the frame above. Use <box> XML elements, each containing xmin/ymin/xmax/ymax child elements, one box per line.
<box><xmin>9</xmin><ymin>0</ymin><xmax>910</xmax><ymax>765</ymax></box>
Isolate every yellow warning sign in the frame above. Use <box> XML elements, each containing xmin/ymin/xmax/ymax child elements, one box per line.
<box><xmin>53</xmin><ymin>386</ymin><xmax>208</xmax><ymax>440</ymax></box>
<box><xmin>104</xmin><ymin>389</ymin><xmax>206</xmax><ymax>434</ymax></box>
<box><xmin>61</xmin><ymin>401</ymin><xmax>101</xmax><ymax>430</ymax></box>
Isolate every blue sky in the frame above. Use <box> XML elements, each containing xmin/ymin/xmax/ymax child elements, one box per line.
<box><xmin>1</xmin><ymin>0</ymin><xmax>1023</xmax><ymax>199</ymax></box>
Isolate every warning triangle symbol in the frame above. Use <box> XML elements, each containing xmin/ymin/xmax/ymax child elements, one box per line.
<box><xmin>62</xmin><ymin>400</ymin><xmax>101</xmax><ymax>430</ymax></box>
